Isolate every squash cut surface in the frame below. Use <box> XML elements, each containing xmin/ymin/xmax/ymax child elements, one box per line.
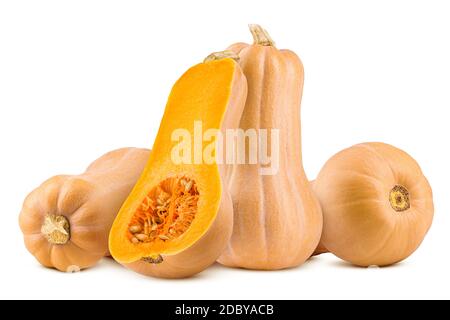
<box><xmin>109</xmin><ymin>56</ymin><xmax>247</xmax><ymax>278</ymax></box>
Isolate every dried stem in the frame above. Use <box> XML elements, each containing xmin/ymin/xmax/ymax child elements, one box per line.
<box><xmin>204</xmin><ymin>50</ymin><xmax>240</xmax><ymax>63</ymax></box>
<box><xmin>248</xmin><ymin>24</ymin><xmax>275</xmax><ymax>47</ymax></box>
<box><xmin>389</xmin><ymin>185</ymin><xmax>410</xmax><ymax>212</ymax></box>
<box><xmin>41</xmin><ymin>214</ymin><xmax>70</xmax><ymax>245</ymax></box>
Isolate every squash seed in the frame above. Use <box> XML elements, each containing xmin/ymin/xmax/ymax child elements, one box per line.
<box><xmin>129</xmin><ymin>225</ymin><xmax>142</xmax><ymax>234</ymax></box>
<box><xmin>158</xmin><ymin>235</ymin><xmax>170</xmax><ymax>241</ymax></box>
<box><xmin>184</xmin><ymin>181</ymin><xmax>193</xmax><ymax>192</ymax></box>
<box><xmin>135</xmin><ymin>234</ymin><xmax>149</xmax><ymax>241</ymax></box>
<box><xmin>131</xmin><ymin>236</ymin><xmax>140</xmax><ymax>244</ymax></box>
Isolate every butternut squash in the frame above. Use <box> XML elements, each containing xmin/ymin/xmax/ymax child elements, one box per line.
<box><xmin>19</xmin><ymin>148</ymin><xmax>150</xmax><ymax>272</ymax></box>
<box><xmin>218</xmin><ymin>25</ymin><xmax>323</xmax><ymax>270</ymax></box>
<box><xmin>109</xmin><ymin>52</ymin><xmax>247</xmax><ymax>278</ymax></box>
<box><xmin>313</xmin><ymin>142</ymin><xmax>434</xmax><ymax>266</ymax></box>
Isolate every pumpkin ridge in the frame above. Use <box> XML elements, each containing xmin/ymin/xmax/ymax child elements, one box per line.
<box><xmin>357</xmin><ymin>143</ymin><xmax>398</xmax><ymax>182</ymax></box>
<box><xmin>363</xmin><ymin>215</ymin><xmax>401</xmax><ymax>266</ymax></box>
<box><xmin>336</xmin><ymin>169</ymin><xmax>389</xmax><ymax>187</ymax></box>
<box><xmin>49</xmin><ymin>245</ymin><xmax>60</xmax><ymax>270</ymax></box>
<box><xmin>31</xmin><ymin>239</ymin><xmax>52</xmax><ymax>267</ymax></box>
<box><xmin>327</xmin><ymin>197</ymin><xmax>385</xmax><ymax>208</ymax></box>
<box><xmin>66</xmin><ymin>241</ymin><xmax>102</xmax><ymax>264</ymax></box>
<box><xmin>253</xmin><ymin>47</ymin><xmax>269</xmax><ymax>261</ymax></box>
<box><xmin>56</xmin><ymin>177</ymin><xmax>90</xmax><ymax>218</ymax></box>
<box><xmin>68</xmin><ymin>234</ymin><xmax>105</xmax><ymax>256</ymax></box>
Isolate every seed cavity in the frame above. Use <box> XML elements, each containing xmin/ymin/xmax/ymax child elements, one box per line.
<box><xmin>127</xmin><ymin>175</ymin><xmax>199</xmax><ymax>244</ymax></box>
<box><xmin>389</xmin><ymin>185</ymin><xmax>410</xmax><ymax>212</ymax></box>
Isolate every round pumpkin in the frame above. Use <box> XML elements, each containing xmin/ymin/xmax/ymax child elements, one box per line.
<box><xmin>313</xmin><ymin>142</ymin><xmax>434</xmax><ymax>266</ymax></box>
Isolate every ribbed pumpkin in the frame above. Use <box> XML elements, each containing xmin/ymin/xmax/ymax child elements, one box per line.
<box><xmin>19</xmin><ymin>148</ymin><xmax>150</xmax><ymax>271</ymax></box>
<box><xmin>218</xmin><ymin>25</ymin><xmax>323</xmax><ymax>270</ymax></box>
<box><xmin>313</xmin><ymin>142</ymin><xmax>434</xmax><ymax>266</ymax></box>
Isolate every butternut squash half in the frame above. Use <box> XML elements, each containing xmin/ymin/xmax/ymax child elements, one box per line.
<box><xmin>218</xmin><ymin>25</ymin><xmax>323</xmax><ymax>270</ymax></box>
<box><xmin>313</xmin><ymin>142</ymin><xmax>434</xmax><ymax>266</ymax></box>
<box><xmin>109</xmin><ymin>53</ymin><xmax>247</xmax><ymax>278</ymax></box>
<box><xmin>19</xmin><ymin>148</ymin><xmax>150</xmax><ymax>272</ymax></box>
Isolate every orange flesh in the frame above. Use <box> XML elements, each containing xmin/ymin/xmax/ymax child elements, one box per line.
<box><xmin>127</xmin><ymin>175</ymin><xmax>199</xmax><ymax>244</ymax></box>
<box><xmin>109</xmin><ymin>58</ymin><xmax>237</xmax><ymax>263</ymax></box>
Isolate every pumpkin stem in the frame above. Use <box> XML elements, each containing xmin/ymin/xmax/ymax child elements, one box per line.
<box><xmin>389</xmin><ymin>185</ymin><xmax>410</xmax><ymax>212</ymax></box>
<box><xmin>41</xmin><ymin>214</ymin><xmax>70</xmax><ymax>244</ymax></box>
<box><xmin>249</xmin><ymin>24</ymin><xmax>275</xmax><ymax>47</ymax></box>
<box><xmin>204</xmin><ymin>50</ymin><xmax>240</xmax><ymax>63</ymax></box>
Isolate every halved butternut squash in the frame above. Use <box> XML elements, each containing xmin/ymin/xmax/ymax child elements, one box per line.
<box><xmin>109</xmin><ymin>52</ymin><xmax>247</xmax><ymax>278</ymax></box>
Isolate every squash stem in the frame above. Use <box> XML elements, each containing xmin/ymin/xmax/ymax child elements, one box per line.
<box><xmin>389</xmin><ymin>185</ymin><xmax>410</xmax><ymax>212</ymax></box>
<box><xmin>41</xmin><ymin>214</ymin><xmax>70</xmax><ymax>245</ymax></box>
<box><xmin>204</xmin><ymin>50</ymin><xmax>240</xmax><ymax>63</ymax></box>
<box><xmin>249</xmin><ymin>24</ymin><xmax>275</xmax><ymax>46</ymax></box>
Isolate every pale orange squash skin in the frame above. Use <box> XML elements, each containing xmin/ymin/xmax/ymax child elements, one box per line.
<box><xmin>218</xmin><ymin>26</ymin><xmax>323</xmax><ymax>270</ymax></box>
<box><xmin>19</xmin><ymin>148</ymin><xmax>150</xmax><ymax>271</ymax></box>
<box><xmin>109</xmin><ymin>57</ymin><xmax>247</xmax><ymax>278</ymax></box>
<box><xmin>313</xmin><ymin>142</ymin><xmax>434</xmax><ymax>266</ymax></box>
<box><xmin>309</xmin><ymin>180</ymin><xmax>328</xmax><ymax>256</ymax></box>
<box><xmin>312</xmin><ymin>243</ymin><xmax>328</xmax><ymax>256</ymax></box>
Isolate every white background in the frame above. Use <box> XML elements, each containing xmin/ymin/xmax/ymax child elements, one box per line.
<box><xmin>1</xmin><ymin>0</ymin><xmax>449</xmax><ymax>300</ymax></box>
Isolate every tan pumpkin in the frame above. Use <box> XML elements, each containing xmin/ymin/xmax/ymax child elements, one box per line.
<box><xmin>109</xmin><ymin>52</ymin><xmax>247</xmax><ymax>278</ymax></box>
<box><xmin>313</xmin><ymin>142</ymin><xmax>434</xmax><ymax>266</ymax></box>
<box><xmin>218</xmin><ymin>25</ymin><xmax>323</xmax><ymax>270</ymax></box>
<box><xmin>19</xmin><ymin>148</ymin><xmax>150</xmax><ymax>271</ymax></box>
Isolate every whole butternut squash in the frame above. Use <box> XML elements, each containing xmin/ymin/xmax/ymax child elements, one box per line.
<box><xmin>19</xmin><ymin>148</ymin><xmax>150</xmax><ymax>272</ymax></box>
<box><xmin>109</xmin><ymin>52</ymin><xmax>247</xmax><ymax>278</ymax></box>
<box><xmin>313</xmin><ymin>142</ymin><xmax>434</xmax><ymax>266</ymax></box>
<box><xmin>218</xmin><ymin>25</ymin><xmax>323</xmax><ymax>270</ymax></box>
